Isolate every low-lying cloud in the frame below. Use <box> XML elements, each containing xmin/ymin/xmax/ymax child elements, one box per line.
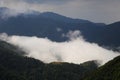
<box><xmin>0</xmin><ymin>32</ymin><xmax>119</xmax><ymax>65</ymax></box>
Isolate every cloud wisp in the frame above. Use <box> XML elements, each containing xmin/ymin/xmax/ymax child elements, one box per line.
<box><xmin>0</xmin><ymin>32</ymin><xmax>119</xmax><ymax>65</ymax></box>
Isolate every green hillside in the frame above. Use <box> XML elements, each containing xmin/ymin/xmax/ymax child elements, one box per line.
<box><xmin>84</xmin><ymin>56</ymin><xmax>120</xmax><ymax>80</ymax></box>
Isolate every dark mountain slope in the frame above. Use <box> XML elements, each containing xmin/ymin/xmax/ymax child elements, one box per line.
<box><xmin>83</xmin><ymin>56</ymin><xmax>120</xmax><ymax>80</ymax></box>
<box><xmin>0</xmin><ymin>40</ymin><xmax>98</xmax><ymax>80</ymax></box>
<box><xmin>103</xmin><ymin>22</ymin><xmax>120</xmax><ymax>47</ymax></box>
<box><xmin>0</xmin><ymin>7</ymin><xmax>120</xmax><ymax>50</ymax></box>
<box><xmin>89</xmin><ymin>22</ymin><xmax>120</xmax><ymax>51</ymax></box>
<box><xmin>0</xmin><ymin>40</ymin><xmax>45</xmax><ymax>80</ymax></box>
<box><xmin>0</xmin><ymin>7</ymin><xmax>105</xmax><ymax>42</ymax></box>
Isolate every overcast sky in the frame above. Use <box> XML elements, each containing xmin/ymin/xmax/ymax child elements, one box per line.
<box><xmin>0</xmin><ymin>0</ymin><xmax>120</xmax><ymax>23</ymax></box>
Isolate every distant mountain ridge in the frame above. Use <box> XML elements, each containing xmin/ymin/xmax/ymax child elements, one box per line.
<box><xmin>0</xmin><ymin>7</ymin><xmax>105</xmax><ymax>41</ymax></box>
<box><xmin>0</xmin><ymin>7</ymin><xmax>120</xmax><ymax>51</ymax></box>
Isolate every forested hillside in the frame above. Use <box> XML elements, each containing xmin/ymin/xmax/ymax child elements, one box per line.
<box><xmin>83</xmin><ymin>56</ymin><xmax>120</xmax><ymax>80</ymax></box>
<box><xmin>0</xmin><ymin>40</ymin><xmax>98</xmax><ymax>80</ymax></box>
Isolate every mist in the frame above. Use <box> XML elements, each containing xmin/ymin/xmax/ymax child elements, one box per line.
<box><xmin>0</xmin><ymin>32</ymin><xmax>119</xmax><ymax>65</ymax></box>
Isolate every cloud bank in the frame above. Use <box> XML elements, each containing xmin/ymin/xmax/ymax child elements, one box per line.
<box><xmin>0</xmin><ymin>0</ymin><xmax>120</xmax><ymax>23</ymax></box>
<box><xmin>0</xmin><ymin>32</ymin><xmax>119</xmax><ymax>65</ymax></box>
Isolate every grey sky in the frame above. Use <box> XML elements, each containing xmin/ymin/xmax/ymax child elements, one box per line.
<box><xmin>0</xmin><ymin>0</ymin><xmax>120</xmax><ymax>23</ymax></box>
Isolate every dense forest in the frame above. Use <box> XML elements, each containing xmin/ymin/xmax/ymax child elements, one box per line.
<box><xmin>83</xmin><ymin>56</ymin><xmax>120</xmax><ymax>80</ymax></box>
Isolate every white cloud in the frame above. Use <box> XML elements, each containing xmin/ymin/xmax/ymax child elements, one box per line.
<box><xmin>0</xmin><ymin>32</ymin><xmax>119</xmax><ymax>65</ymax></box>
<box><xmin>62</xmin><ymin>30</ymin><xmax>82</xmax><ymax>40</ymax></box>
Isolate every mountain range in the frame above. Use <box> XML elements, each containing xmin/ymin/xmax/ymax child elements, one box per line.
<box><xmin>0</xmin><ymin>7</ymin><xmax>120</xmax><ymax>51</ymax></box>
<box><xmin>0</xmin><ymin>7</ymin><xmax>120</xmax><ymax>80</ymax></box>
